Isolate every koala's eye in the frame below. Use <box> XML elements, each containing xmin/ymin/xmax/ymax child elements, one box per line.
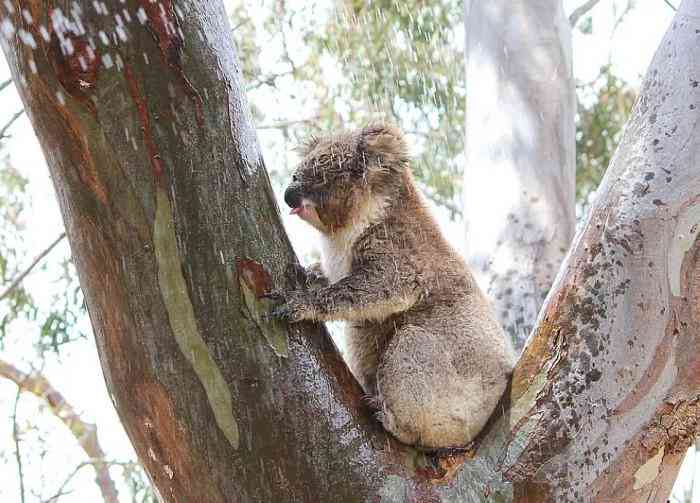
<box><xmin>292</xmin><ymin>174</ymin><xmax>298</xmax><ymax>182</ymax></box>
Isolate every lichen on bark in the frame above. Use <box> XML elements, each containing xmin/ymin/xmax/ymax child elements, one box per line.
<box><xmin>153</xmin><ymin>188</ymin><xmax>239</xmax><ymax>449</ymax></box>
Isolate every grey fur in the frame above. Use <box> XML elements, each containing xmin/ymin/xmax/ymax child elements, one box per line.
<box><xmin>272</xmin><ymin>124</ymin><xmax>515</xmax><ymax>449</ymax></box>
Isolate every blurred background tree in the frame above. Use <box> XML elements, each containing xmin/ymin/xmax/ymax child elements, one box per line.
<box><xmin>576</xmin><ymin>64</ymin><xmax>637</xmax><ymax>203</ymax></box>
<box><xmin>0</xmin><ymin>0</ymin><xmax>693</xmax><ymax>501</ymax></box>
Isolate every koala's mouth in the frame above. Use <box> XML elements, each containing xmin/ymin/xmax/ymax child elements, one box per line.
<box><xmin>289</xmin><ymin>198</ymin><xmax>326</xmax><ymax>231</ymax></box>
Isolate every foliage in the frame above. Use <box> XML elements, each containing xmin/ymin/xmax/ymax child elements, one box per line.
<box><xmin>232</xmin><ymin>0</ymin><xmax>636</xmax><ymax>220</ymax></box>
<box><xmin>309</xmin><ymin>0</ymin><xmax>465</xmax><ymax>216</ymax></box>
<box><xmin>0</xmin><ymin>168</ymin><xmax>85</xmax><ymax>351</ymax></box>
<box><xmin>232</xmin><ymin>0</ymin><xmax>465</xmax><ymax>216</ymax></box>
<box><xmin>0</xmin><ymin>160</ymin><xmax>35</xmax><ymax>344</ymax></box>
<box><xmin>576</xmin><ymin>64</ymin><xmax>637</xmax><ymax>203</ymax></box>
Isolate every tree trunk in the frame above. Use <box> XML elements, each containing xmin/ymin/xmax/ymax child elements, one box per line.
<box><xmin>1</xmin><ymin>1</ymin><xmax>697</xmax><ymax>502</ymax></box>
<box><xmin>0</xmin><ymin>1</ymin><xmax>384</xmax><ymax>500</ymax></box>
<box><xmin>463</xmin><ymin>0</ymin><xmax>577</xmax><ymax>351</ymax></box>
<box><xmin>500</xmin><ymin>2</ymin><xmax>700</xmax><ymax>498</ymax></box>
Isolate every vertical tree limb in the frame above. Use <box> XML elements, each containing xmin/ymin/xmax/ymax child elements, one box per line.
<box><xmin>11</xmin><ymin>387</ymin><xmax>26</xmax><ymax>503</ymax></box>
<box><xmin>500</xmin><ymin>2</ymin><xmax>700</xmax><ymax>499</ymax></box>
<box><xmin>464</xmin><ymin>0</ymin><xmax>577</xmax><ymax>350</ymax></box>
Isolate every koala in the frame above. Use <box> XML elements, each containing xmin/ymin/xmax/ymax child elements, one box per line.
<box><xmin>270</xmin><ymin>123</ymin><xmax>515</xmax><ymax>449</ymax></box>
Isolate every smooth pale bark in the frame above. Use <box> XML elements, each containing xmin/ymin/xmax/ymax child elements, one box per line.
<box><xmin>1</xmin><ymin>0</ymin><xmax>697</xmax><ymax>501</ymax></box>
<box><xmin>464</xmin><ymin>0</ymin><xmax>577</xmax><ymax>351</ymax></box>
<box><xmin>500</xmin><ymin>2</ymin><xmax>700</xmax><ymax>498</ymax></box>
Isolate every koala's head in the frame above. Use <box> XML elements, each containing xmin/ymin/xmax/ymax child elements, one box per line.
<box><xmin>284</xmin><ymin>124</ymin><xmax>410</xmax><ymax>234</ymax></box>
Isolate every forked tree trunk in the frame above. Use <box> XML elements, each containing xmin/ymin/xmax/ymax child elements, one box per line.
<box><xmin>1</xmin><ymin>1</ymin><xmax>697</xmax><ymax>501</ymax></box>
<box><xmin>463</xmin><ymin>0</ymin><xmax>577</xmax><ymax>351</ymax></box>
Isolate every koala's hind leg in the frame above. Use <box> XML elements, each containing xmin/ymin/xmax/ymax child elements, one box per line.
<box><xmin>376</xmin><ymin>326</ymin><xmax>491</xmax><ymax>449</ymax></box>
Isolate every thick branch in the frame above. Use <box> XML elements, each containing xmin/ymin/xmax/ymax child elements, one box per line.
<box><xmin>500</xmin><ymin>2</ymin><xmax>700</xmax><ymax>500</ymax></box>
<box><xmin>0</xmin><ymin>359</ymin><xmax>119</xmax><ymax>503</ymax></box>
<box><xmin>0</xmin><ymin>1</ymin><xmax>388</xmax><ymax>500</ymax></box>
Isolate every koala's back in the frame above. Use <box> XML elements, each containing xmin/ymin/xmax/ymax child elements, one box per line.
<box><xmin>341</xmin><ymin>184</ymin><xmax>515</xmax><ymax>448</ymax></box>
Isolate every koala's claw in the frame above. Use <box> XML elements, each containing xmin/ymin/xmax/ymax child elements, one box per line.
<box><xmin>260</xmin><ymin>289</ymin><xmax>285</xmax><ymax>303</ymax></box>
<box><xmin>261</xmin><ymin>287</ymin><xmax>308</xmax><ymax>323</ymax></box>
<box><xmin>270</xmin><ymin>303</ymin><xmax>303</xmax><ymax>323</ymax></box>
<box><xmin>285</xmin><ymin>262</ymin><xmax>310</xmax><ymax>286</ymax></box>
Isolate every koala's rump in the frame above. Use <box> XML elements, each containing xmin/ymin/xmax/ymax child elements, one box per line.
<box><xmin>342</xmin><ymin>292</ymin><xmax>513</xmax><ymax>399</ymax></box>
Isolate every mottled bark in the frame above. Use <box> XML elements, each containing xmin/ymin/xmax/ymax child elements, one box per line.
<box><xmin>0</xmin><ymin>359</ymin><xmax>119</xmax><ymax>503</ymax></box>
<box><xmin>501</xmin><ymin>3</ymin><xmax>700</xmax><ymax>499</ymax></box>
<box><xmin>1</xmin><ymin>0</ymin><xmax>697</xmax><ymax>502</ymax></box>
<box><xmin>463</xmin><ymin>0</ymin><xmax>577</xmax><ymax>350</ymax></box>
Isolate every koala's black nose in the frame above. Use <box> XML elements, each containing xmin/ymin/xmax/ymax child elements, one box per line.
<box><xmin>284</xmin><ymin>186</ymin><xmax>302</xmax><ymax>208</ymax></box>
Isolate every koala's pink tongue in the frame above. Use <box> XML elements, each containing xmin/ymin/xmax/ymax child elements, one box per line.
<box><xmin>290</xmin><ymin>207</ymin><xmax>302</xmax><ymax>215</ymax></box>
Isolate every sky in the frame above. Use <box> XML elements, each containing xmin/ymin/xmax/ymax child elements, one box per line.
<box><xmin>0</xmin><ymin>1</ymin><xmax>691</xmax><ymax>502</ymax></box>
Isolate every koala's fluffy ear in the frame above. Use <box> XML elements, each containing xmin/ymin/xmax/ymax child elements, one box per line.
<box><xmin>296</xmin><ymin>133</ymin><xmax>320</xmax><ymax>157</ymax></box>
<box><xmin>359</xmin><ymin>123</ymin><xmax>410</xmax><ymax>170</ymax></box>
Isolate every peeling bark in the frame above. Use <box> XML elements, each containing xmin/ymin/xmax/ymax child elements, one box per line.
<box><xmin>0</xmin><ymin>0</ymin><xmax>697</xmax><ymax>502</ymax></box>
<box><xmin>463</xmin><ymin>0</ymin><xmax>577</xmax><ymax>351</ymax></box>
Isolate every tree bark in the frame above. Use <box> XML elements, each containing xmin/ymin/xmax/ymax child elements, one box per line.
<box><xmin>1</xmin><ymin>1</ymin><xmax>698</xmax><ymax>502</ymax></box>
<box><xmin>500</xmin><ymin>2</ymin><xmax>700</xmax><ymax>498</ymax></box>
<box><xmin>0</xmin><ymin>1</ymin><xmax>384</xmax><ymax>500</ymax></box>
<box><xmin>463</xmin><ymin>0</ymin><xmax>577</xmax><ymax>351</ymax></box>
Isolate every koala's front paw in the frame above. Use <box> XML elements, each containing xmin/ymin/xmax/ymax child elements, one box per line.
<box><xmin>284</xmin><ymin>262</ymin><xmax>327</xmax><ymax>289</ymax></box>
<box><xmin>260</xmin><ymin>288</ymin><xmax>286</xmax><ymax>304</ymax></box>
<box><xmin>270</xmin><ymin>302</ymin><xmax>305</xmax><ymax>323</ymax></box>
<box><xmin>263</xmin><ymin>289</ymin><xmax>311</xmax><ymax>323</ymax></box>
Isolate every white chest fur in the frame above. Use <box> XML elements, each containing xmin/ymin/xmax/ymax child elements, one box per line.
<box><xmin>320</xmin><ymin>193</ymin><xmax>389</xmax><ymax>284</ymax></box>
<box><xmin>320</xmin><ymin>229</ymin><xmax>357</xmax><ymax>284</ymax></box>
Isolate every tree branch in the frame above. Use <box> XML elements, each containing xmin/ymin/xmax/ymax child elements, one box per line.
<box><xmin>255</xmin><ymin>116</ymin><xmax>319</xmax><ymax>130</ymax></box>
<box><xmin>0</xmin><ymin>233</ymin><xmax>66</xmax><ymax>302</ymax></box>
<box><xmin>245</xmin><ymin>69</ymin><xmax>294</xmax><ymax>91</ymax></box>
<box><xmin>12</xmin><ymin>387</ymin><xmax>26</xmax><ymax>503</ymax></box>
<box><xmin>0</xmin><ymin>78</ymin><xmax>13</xmax><ymax>93</ymax></box>
<box><xmin>44</xmin><ymin>460</ymin><xmax>140</xmax><ymax>503</ymax></box>
<box><xmin>611</xmin><ymin>0</ymin><xmax>635</xmax><ymax>36</ymax></box>
<box><xmin>0</xmin><ymin>109</ymin><xmax>24</xmax><ymax>139</ymax></box>
<box><xmin>0</xmin><ymin>359</ymin><xmax>119</xmax><ymax>503</ymax></box>
<box><xmin>569</xmin><ymin>0</ymin><xmax>602</xmax><ymax>27</ymax></box>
